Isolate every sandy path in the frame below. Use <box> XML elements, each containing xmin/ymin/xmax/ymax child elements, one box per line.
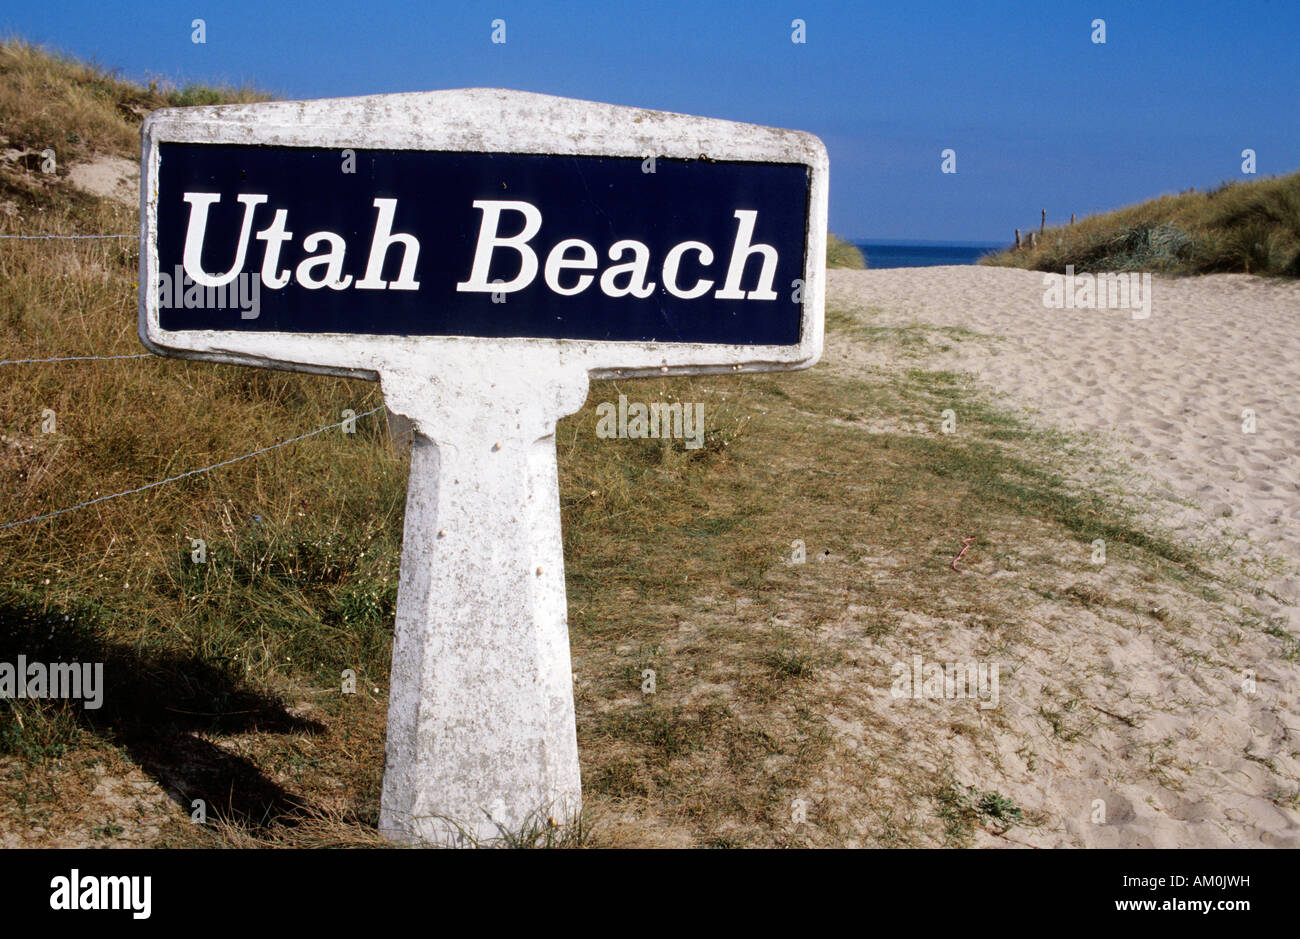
<box><xmin>818</xmin><ymin>266</ymin><xmax>1300</xmax><ymax>847</ymax></box>
<box><xmin>828</xmin><ymin>266</ymin><xmax>1300</xmax><ymax>617</ymax></box>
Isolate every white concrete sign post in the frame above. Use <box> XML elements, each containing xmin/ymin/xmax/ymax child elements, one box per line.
<box><xmin>139</xmin><ymin>89</ymin><xmax>827</xmax><ymax>845</ymax></box>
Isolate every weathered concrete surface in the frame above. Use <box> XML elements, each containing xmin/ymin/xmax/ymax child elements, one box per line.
<box><xmin>377</xmin><ymin>350</ymin><xmax>589</xmax><ymax>844</ymax></box>
<box><xmin>384</xmin><ymin>408</ymin><xmax>414</xmax><ymax>452</ymax></box>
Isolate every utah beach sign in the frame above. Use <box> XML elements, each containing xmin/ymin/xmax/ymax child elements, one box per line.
<box><xmin>139</xmin><ymin>89</ymin><xmax>828</xmax><ymax>845</ymax></box>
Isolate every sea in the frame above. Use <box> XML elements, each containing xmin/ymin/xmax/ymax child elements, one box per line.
<box><xmin>852</xmin><ymin>240</ymin><xmax>1006</xmax><ymax>269</ymax></box>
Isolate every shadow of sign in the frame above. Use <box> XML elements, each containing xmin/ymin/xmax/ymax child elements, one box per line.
<box><xmin>0</xmin><ymin>590</ymin><xmax>326</xmax><ymax>831</ymax></box>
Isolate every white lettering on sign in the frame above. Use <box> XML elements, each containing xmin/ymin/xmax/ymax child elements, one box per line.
<box><xmin>180</xmin><ymin>193</ymin><xmax>780</xmax><ymax>301</ymax></box>
<box><xmin>457</xmin><ymin>199</ymin><xmax>542</xmax><ymax>292</ymax></box>
<box><xmin>181</xmin><ymin>192</ymin><xmax>267</xmax><ymax>287</ymax></box>
<box><xmin>354</xmin><ymin>198</ymin><xmax>421</xmax><ymax>291</ymax></box>
<box><xmin>457</xmin><ymin>201</ymin><xmax>779</xmax><ymax>300</ymax></box>
<box><xmin>181</xmin><ymin>194</ymin><xmax>421</xmax><ymax>292</ymax></box>
<box><xmin>717</xmin><ymin>210</ymin><xmax>779</xmax><ymax>300</ymax></box>
<box><xmin>599</xmin><ymin>240</ymin><xmax>656</xmax><ymax>298</ymax></box>
<box><xmin>662</xmin><ymin>240</ymin><xmax>714</xmax><ymax>299</ymax></box>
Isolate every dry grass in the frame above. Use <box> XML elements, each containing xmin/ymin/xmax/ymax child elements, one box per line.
<box><xmin>826</xmin><ymin>233</ymin><xmax>866</xmax><ymax>269</ymax></box>
<box><xmin>982</xmin><ymin>171</ymin><xmax>1300</xmax><ymax>277</ymax></box>
<box><xmin>0</xmin><ymin>39</ymin><xmax>1268</xmax><ymax>849</ymax></box>
<box><xmin>0</xmin><ymin>37</ymin><xmax>269</xmax><ymax>168</ymax></box>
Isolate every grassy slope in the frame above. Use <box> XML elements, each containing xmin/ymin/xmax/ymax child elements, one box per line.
<box><xmin>982</xmin><ymin>171</ymin><xmax>1300</xmax><ymax>277</ymax></box>
<box><xmin>826</xmin><ymin>233</ymin><xmax>866</xmax><ymax>269</ymax></box>
<box><xmin>1</xmin><ymin>39</ymin><xmax>1283</xmax><ymax>847</ymax></box>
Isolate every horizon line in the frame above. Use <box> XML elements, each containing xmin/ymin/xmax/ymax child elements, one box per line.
<box><xmin>850</xmin><ymin>238</ymin><xmax>1008</xmax><ymax>248</ymax></box>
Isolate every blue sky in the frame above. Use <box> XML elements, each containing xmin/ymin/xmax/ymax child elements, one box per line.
<box><xmin>5</xmin><ymin>0</ymin><xmax>1297</xmax><ymax>242</ymax></box>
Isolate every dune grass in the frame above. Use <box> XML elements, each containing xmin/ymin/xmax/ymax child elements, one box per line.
<box><xmin>826</xmin><ymin>233</ymin><xmax>866</xmax><ymax>269</ymax></box>
<box><xmin>0</xmin><ymin>38</ymin><xmax>269</xmax><ymax>168</ymax></box>
<box><xmin>982</xmin><ymin>171</ymin><xmax>1300</xmax><ymax>277</ymax></box>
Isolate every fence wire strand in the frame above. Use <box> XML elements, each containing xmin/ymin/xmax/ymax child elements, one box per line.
<box><xmin>0</xmin><ymin>234</ymin><xmax>134</xmax><ymax>240</ymax></box>
<box><xmin>1</xmin><ymin>353</ymin><xmax>153</xmax><ymax>366</ymax></box>
<box><xmin>2</xmin><ymin>231</ymin><xmax>385</xmax><ymax>532</ymax></box>
<box><xmin>1</xmin><ymin>405</ymin><xmax>385</xmax><ymax>532</ymax></box>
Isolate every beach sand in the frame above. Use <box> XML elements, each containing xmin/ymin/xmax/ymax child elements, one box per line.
<box><xmin>823</xmin><ymin>266</ymin><xmax>1300</xmax><ymax>847</ymax></box>
<box><xmin>830</xmin><ymin>265</ymin><xmax>1300</xmax><ymax>600</ymax></box>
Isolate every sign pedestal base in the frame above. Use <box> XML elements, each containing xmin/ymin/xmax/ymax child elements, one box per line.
<box><xmin>377</xmin><ymin>352</ymin><xmax>590</xmax><ymax>845</ymax></box>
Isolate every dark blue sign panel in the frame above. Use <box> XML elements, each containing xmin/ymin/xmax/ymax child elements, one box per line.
<box><xmin>154</xmin><ymin>144</ymin><xmax>809</xmax><ymax>345</ymax></box>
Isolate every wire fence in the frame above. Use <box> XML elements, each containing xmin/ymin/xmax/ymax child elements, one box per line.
<box><xmin>3</xmin><ymin>232</ymin><xmax>384</xmax><ymax>533</ymax></box>
<box><xmin>0</xmin><ymin>405</ymin><xmax>386</xmax><ymax>533</ymax></box>
<box><xmin>3</xmin><ymin>232</ymin><xmax>141</xmax><ymax>364</ymax></box>
<box><xmin>1</xmin><ymin>353</ymin><xmax>153</xmax><ymax>366</ymax></box>
<box><xmin>0</xmin><ymin>233</ymin><xmax>147</xmax><ymax>362</ymax></box>
<box><xmin>0</xmin><ymin>233</ymin><xmax>134</xmax><ymax>240</ymax></box>
<box><xmin>1</xmin><ymin>229</ymin><xmax>145</xmax><ymax>364</ymax></box>
<box><xmin>0</xmin><ymin>224</ymin><xmax>393</xmax><ymax>575</ymax></box>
